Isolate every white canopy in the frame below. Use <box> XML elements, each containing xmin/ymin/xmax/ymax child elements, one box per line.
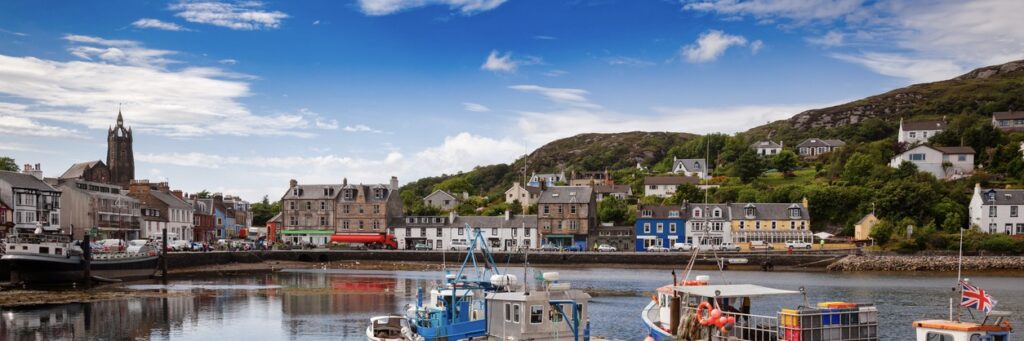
<box><xmin>813</xmin><ymin>232</ymin><xmax>834</xmax><ymax>240</ymax></box>
<box><xmin>671</xmin><ymin>284</ymin><xmax>799</xmax><ymax>298</ymax></box>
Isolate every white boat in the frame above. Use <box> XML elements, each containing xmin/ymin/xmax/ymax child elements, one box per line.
<box><xmin>366</xmin><ymin>315</ymin><xmax>420</xmax><ymax>341</ymax></box>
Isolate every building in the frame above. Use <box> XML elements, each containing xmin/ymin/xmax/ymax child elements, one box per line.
<box><xmin>266</xmin><ymin>212</ymin><xmax>282</xmax><ymax>244</ymax></box>
<box><xmin>423</xmin><ymin>190</ymin><xmax>460</xmax><ymax>211</ymax></box>
<box><xmin>592</xmin><ymin>184</ymin><xmax>632</xmax><ymax>202</ymax></box>
<box><xmin>634</xmin><ymin>205</ymin><xmax>686</xmax><ymax>251</ymax></box>
<box><xmin>397</xmin><ymin>215</ymin><xmax>450</xmax><ymax>249</ymax></box>
<box><xmin>671</xmin><ymin>158</ymin><xmax>710</xmax><ymax>179</ymax></box>
<box><xmin>185</xmin><ymin>195</ymin><xmax>216</xmax><ymax>242</ymax></box>
<box><xmin>898</xmin><ymin>118</ymin><xmax>946</xmax><ymax>144</ymax></box>
<box><xmin>588</xmin><ymin>224</ymin><xmax>634</xmax><ymax>251</ymax></box>
<box><xmin>281</xmin><ymin>176</ymin><xmax>403</xmax><ymax>235</ymax></box>
<box><xmin>397</xmin><ymin>212</ymin><xmax>538</xmax><ymax>251</ymax></box>
<box><xmin>890</xmin><ymin>145</ymin><xmax>975</xmax><ymax>180</ymax></box>
<box><xmin>107</xmin><ymin>111</ymin><xmax>135</xmax><ymax>188</ymax></box>
<box><xmin>49</xmin><ymin>177</ymin><xmax>142</xmax><ymax>240</ymax></box>
<box><xmin>991</xmin><ymin>111</ymin><xmax>1024</xmax><ymax>132</ymax></box>
<box><xmin>795</xmin><ymin>138</ymin><xmax>845</xmax><ymax>158</ymax></box>
<box><xmin>223</xmin><ymin>195</ymin><xmax>252</xmax><ymax>237</ymax></box>
<box><xmin>127</xmin><ymin>180</ymin><xmax>194</xmax><ymax>241</ymax></box>
<box><xmin>281</xmin><ymin>180</ymin><xmax>339</xmax><ymax>231</ymax></box>
<box><xmin>527</xmin><ymin>172</ymin><xmax>566</xmax><ymax>188</ymax></box>
<box><xmin>643</xmin><ymin>176</ymin><xmax>700</xmax><ymax>198</ymax></box>
<box><xmin>854</xmin><ymin>213</ymin><xmax>879</xmax><ymax>241</ymax></box>
<box><xmin>505</xmin><ymin>182</ymin><xmax>540</xmax><ymax>211</ymax></box>
<box><xmin>59</xmin><ymin>160</ymin><xmax>111</xmax><ymax>184</ymax></box>
<box><xmin>0</xmin><ymin>166</ymin><xmax>61</xmax><ymax>233</ymax></box>
<box><xmin>750</xmin><ymin>141</ymin><xmax>782</xmax><ymax>156</ymax></box>
<box><xmin>537</xmin><ymin>186</ymin><xmax>595</xmax><ymax>248</ymax></box>
<box><xmin>729</xmin><ymin>200</ymin><xmax>812</xmax><ymax>245</ymax></box>
<box><xmin>685</xmin><ymin>204</ymin><xmax>731</xmax><ymax>246</ymax></box>
<box><xmin>569</xmin><ymin>170</ymin><xmax>612</xmax><ymax>187</ymax></box>
<box><xmin>0</xmin><ymin>198</ymin><xmax>11</xmax><ymax>236</ymax></box>
<box><xmin>969</xmin><ymin>184</ymin><xmax>1024</xmax><ymax>235</ymax></box>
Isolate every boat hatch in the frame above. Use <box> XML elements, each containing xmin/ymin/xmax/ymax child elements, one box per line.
<box><xmin>914</xmin><ymin>319</ymin><xmax>1013</xmax><ymax>333</ymax></box>
<box><xmin>671</xmin><ymin>284</ymin><xmax>799</xmax><ymax>298</ymax></box>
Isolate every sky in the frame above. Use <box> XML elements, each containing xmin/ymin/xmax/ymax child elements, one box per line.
<box><xmin>1</xmin><ymin>0</ymin><xmax>1022</xmax><ymax>201</ymax></box>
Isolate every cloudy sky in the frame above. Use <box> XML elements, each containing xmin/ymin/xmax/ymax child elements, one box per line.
<box><xmin>1</xmin><ymin>0</ymin><xmax>1022</xmax><ymax>201</ymax></box>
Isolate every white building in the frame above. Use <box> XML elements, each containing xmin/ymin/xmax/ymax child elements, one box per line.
<box><xmin>898</xmin><ymin>118</ymin><xmax>946</xmax><ymax>144</ymax></box>
<box><xmin>750</xmin><ymin>141</ymin><xmax>782</xmax><ymax>156</ymax></box>
<box><xmin>685</xmin><ymin>204</ymin><xmax>732</xmax><ymax>246</ymax></box>
<box><xmin>643</xmin><ymin>176</ymin><xmax>700</xmax><ymax>198</ymax></box>
<box><xmin>0</xmin><ymin>166</ymin><xmax>61</xmax><ymax>233</ymax></box>
<box><xmin>504</xmin><ymin>183</ymin><xmax>540</xmax><ymax>211</ymax></box>
<box><xmin>672</xmin><ymin>158</ymin><xmax>710</xmax><ymax>179</ymax></box>
<box><xmin>397</xmin><ymin>212</ymin><xmax>539</xmax><ymax>251</ymax></box>
<box><xmin>890</xmin><ymin>145</ymin><xmax>974</xmax><ymax>180</ymax></box>
<box><xmin>969</xmin><ymin>183</ymin><xmax>1024</xmax><ymax>235</ymax></box>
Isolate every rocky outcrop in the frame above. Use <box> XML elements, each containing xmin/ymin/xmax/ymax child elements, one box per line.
<box><xmin>827</xmin><ymin>255</ymin><xmax>1024</xmax><ymax>272</ymax></box>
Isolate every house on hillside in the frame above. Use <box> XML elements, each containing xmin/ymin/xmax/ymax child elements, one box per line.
<box><xmin>569</xmin><ymin>170</ymin><xmax>612</xmax><ymax>187</ymax></box>
<box><xmin>635</xmin><ymin>205</ymin><xmax>686</xmax><ymax>251</ymax></box>
<box><xmin>889</xmin><ymin>145</ymin><xmax>974</xmax><ymax>180</ymax></box>
<box><xmin>423</xmin><ymin>190</ymin><xmax>460</xmax><ymax>211</ymax></box>
<box><xmin>898</xmin><ymin>118</ymin><xmax>946</xmax><ymax>144</ymax></box>
<box><xmin>505</xmin><ymin>183</ymin><xmax>540</xmax><ymax>211</ymax></box>
<box><xmin>528</xmin><ymin>172</ymin><xmax>566</xmax><ymax>188</ymax></box>
<box><xmin>992</xmin><ymin>111</ymin><xmax>1024</xmax><ymax>132</ymax></box>
<box><xmin>969</xmin><ymin>183</ymin><xmax>1024</xmax><ymax>235</ymax></box>
<box><xmin>672</xmin><ymin>158</ymin><xmax>710</xmax><ymax>178</ymax></box>
<box><xmin>729</xmin><ymin>200</ymin><xmax>812</xmax><ymax>245</ymax></box>
<box><xmin>643</xmin><ymin>176</ymin><xmax>700</xmax><ymax>198</ymax></box>
<box><xmin>592</xmin><ymin>184</ymin><xmax>632</xmax><ymax>202</ymax></box>
<box><xmin>750</xmin><ymin>141</ymin><xmax>782</xmax><ymax>156</ymax></box>
<box><xmin>795</xmin><ymin>138</ymin><xmax>845</xmax><ymax>158</ymax></box>
<box><xmin>854</xmin><ymin>213</ymin><xmax>879</xmax><ymax>241</ymax></box>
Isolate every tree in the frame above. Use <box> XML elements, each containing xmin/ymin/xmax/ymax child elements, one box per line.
<box><xmin>734</xmin><ymin>150</ymin><xmax>764</xmax><ymax>183</ymax></box>
<box><xmin>668</xmin><ymin>184</ymin><xmax>703</xmax><ymax>205</ymax></box>
<box><xmin>772</xmin><ymin>150</ymin><xmax>799</xmax><ymax>177</ymax></box>
<box><xmin>0</xmin><ymin>157</ymin><xmax>16</xmax><ymax>172</ymax></box>
<box><xmin>251</xmin><ymin>195</ymin><xmax>281</xmax><ymax>226</ymax></box>
<box><xmin>597</xmin><ymin>196</ymin><xmax>628</xmax><ymax>224</ymax></box>
<box><xmin>434</xmin><ymin>177</ymin><xmax>473</xmax><ymax>196</ymax></box>
<box><xmin>841</xmin><ymin>153</ymin><xmax>874</xmax><ymax>185</ymax></box>
<box><xmin>196</xmin><ymin>190</ymin><xmax>211</xmax><ymax>199</ymax></box>
<box><xmin>509</xmin><ymin>199</ymin><xmax>524</xmax><ymax>215</ymax></box>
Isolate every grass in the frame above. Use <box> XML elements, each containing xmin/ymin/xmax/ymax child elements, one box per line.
<box><xmin>760</xmin><ymin>169</ymin><xmax>818</xmax><ymax>186</ymax></box>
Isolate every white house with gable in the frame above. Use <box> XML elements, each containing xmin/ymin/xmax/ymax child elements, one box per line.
<box><xmin>672</xmin><ymin>158</ymin><xmax>710</xmax><ymax>179</ymax></box>
<box><xmin>969</xmin><ymin>183</ymin><xmax>1024</xmax><ymax>235</ymax></box>
<box><xmin>890</xmin><ymin>145</ymin><xmax>974</xmax><ymax>180</ymax></box>
<box><xmin>898</xmin><ymin>118</ymin><xmax>946</xmax><ymax>144</ymax></box>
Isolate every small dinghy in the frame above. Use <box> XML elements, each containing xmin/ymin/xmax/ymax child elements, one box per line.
<box><xmin>366</xmin><ymin>315</ymin><xmax>420</xmax><ymax>341</ymax></box>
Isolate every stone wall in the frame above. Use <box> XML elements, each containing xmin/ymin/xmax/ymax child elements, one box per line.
<box><xmin>826</xmin><ymin>255</ymin><xmax>1024</xmax><ymax>272</ymax></box>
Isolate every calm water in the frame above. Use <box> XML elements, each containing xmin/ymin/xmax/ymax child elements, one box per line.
<box><xmin>1</xmin><ymin>267</ymin><xmax>1021</xmax><ymax>340</ymax></box>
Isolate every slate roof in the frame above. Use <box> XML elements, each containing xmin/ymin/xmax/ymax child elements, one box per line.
<box><xmin>268</xmin><ymin>212</ymin><xmax>282</xmax><ymax>223</ymax></box>
<box><xmin>673</xmin><ymin>158</ymin><xmax>709</xmax><ymax>173</ymax></box>
<box><xmin>592</xmin><ymin>184</ymin><xmax>631</xmax><ymax>194</ymax></box>
<box><xmin>856</xmin><ymin>213</ymin><xmax>878</xmax><ymax>225</ymax></box>
<box><xmin>993</xmin><ymin>111</ymin><xmax>1024</xmax><ymax>120</ymax></box>
<box><xmin>338</xmin><ymin>184</ymin><xmax>393</xmax><ymax>202</ymax></box>
<box><xmin>750</xmin><ymin>140</ymin><xmax>781</xmax><ymax>149</ymax></box>
<box><xmin>447</xmin><ymin>214</ymin><xmax>538</xmax><ymax>229</ymax></box>
<box><xmin>934</xmin><ymin>146</ymin><xmax>976</xmax><ymax>155</ymax></box>
<box><xmin>795</xmin><ymin>138</ymin><xmax>846</xmax><ymax>148</ymax></box>
<box><xmin>282</xmin><ymin>184</ymin><xmax>341</xmax><ymax>200</ymax></box>
<box><xmin>644</xmin><ymin>176</ymin><xmax>700</xmax><ymax>186</ymax></box>
<box><xmin>60</xmin><ymin>160</ymin><xmax>102</xmax><ymax>179</ymax></box>
<box><xmin>538</xmin><ymin>186</ymin><xmax>593</xmax><ymax>204</ymax></box>
<box><xmin>0</xmin><ymin>171</ymin><xmax>59</xmax><ymax>192</ymax></box>
<box><xmin>729</xmin><ymin>203</ymin><xmax>809</xmax><ymax>220</ymax></box>
<box><xmin>688</xmin><ymin>204</ymin><xmax>731</xmax><ymax>220</ymax></box>
<box><xmin>424</xmin><ymin>190</ymin><xmax>457</xmax><ymax>201</ymax></box>
<box><xmin>637</xmin><ymin>204</ymin><xmax>686</xmax><ymax>219</ymax></box>
<box><xmin>151</xmin><ymin>190</ymin><xmax>192</xmax><ymax>210</ymax></box>
<box><xmin>980</xmin><ymin>189</ymin><xmax>1024</xmax><ymax>205</ymax></box>
<box><xmin>902</xmin><ymin>120</ymin><xmax>946</xmax><ymax>131</ymax></box>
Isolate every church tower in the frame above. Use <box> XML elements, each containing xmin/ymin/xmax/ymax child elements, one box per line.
<box><xmin>107</xmin><ymin>111</ymin><xmax>135</xmax><ymax>188</ymax></box>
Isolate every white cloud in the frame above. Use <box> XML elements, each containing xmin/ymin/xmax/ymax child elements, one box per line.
<box><xmin>312</xmin><ymin>20</ymin><xmax>321</xmax><ymax>25</ymax></box>
<box><xmin>462</xmin><ymin>102</ymin><xmax>491</xmax><ymax>112</ymax></box>
<box><xmin>480</xmin><ymin>50</ymin><xmax>539</xmax><ymax>73</ymax></box>
<box><xmin>831</xmin><ymin>52</ymin><xmax>964</xmax><ymax>84</ymax></box>
<box><xmin>806</xmin><ymin>31</ymin><xmax>844</xmax><ymax>47</ymax></box>
<box><xmin>509</xmin><ymin>85</ymin><xmax>600</xmax><ymax>109</ymax></box>
<box><xmin>218</xmin><ymin>58</ymin><xmax>238</xmax><ymax>65</ymax></box>
<box><xmin>415</xmin><ymin>133</ymin><xmax>523</xmax><ymax>175</ymax></box>
<box><xmin>534</xmin><ymin>35</ymin><xmax>557</xmax><ymax>40</ymax></box>
<box><xmin>315</xmin><ymin>118</ymin><xmax>338</xmax><ymax>130</ymax></box>
<box><xmin>681</xmin><ymin>30</ymin><xmax>749</xmax><ymax>63</ymax></box>
<box><xmin>749</xmin><ymin>40</ymin><xmax>765</xmax><ymax>54</ymax></box>
<box><xmin>683</xmin><ymin>0</ymin><xmax>865</xmax><ymax>21</ymax></box>
<box><xmin>0</xmin><ymin>35</ymin><xmax>317</xmax><ymax>138</ymax></box>
<box><xmin>358</xmin><ymin>0</ymin><xmax>509</xmax><ymax>16</ymax></box>
<box><xmin>170</xmin><ymin>1</ymin><xmax>288</xmax><ymax>30</ymax></box>
<box><xmin>132</xmin><ymin>18</ymin><xmax>189</xmax><ymax>31</ymax></box>
<box><xmin>343</xmin><ymin>124</ymin><xmax>382</xmax><ymax>133</ymax></box>
<box><xmin>605</xmin><ymin>56</ymin><xmax>655</xmax><ymax>66</ymax></box>
<box><xmin>0</xmin><ymin>115</ymin><xmax>84</xmax><ymax>138</ymax></box>
<box><xmin>542</xmin><ymin>70</ymin><xmax>567</xmax><ymax>77</ymax></box>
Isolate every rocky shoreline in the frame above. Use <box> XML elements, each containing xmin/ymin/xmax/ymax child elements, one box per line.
<box><xmin>826</xmin><ymin>255</ymin><xmax>1024</xmax><ymax>272</ymax></box>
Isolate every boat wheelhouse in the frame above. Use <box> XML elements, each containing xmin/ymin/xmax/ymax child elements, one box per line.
<box><xmin>484</xmin><ymin>272</ymin><xmax>591</xmax><ymax>341</ymax></box>
<box><xmin>913</xmin><ymin>315</ymin><xmax>1012</xmax><ymax>341</ymax></box>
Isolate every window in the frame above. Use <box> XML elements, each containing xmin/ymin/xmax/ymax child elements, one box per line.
<box><xmin>319</xmin><ymin>217</ymin><xmax>327</xmax><ymax>226</ymax></box>
<box><xmin>491</xmin><ymin>228</ymin><xmax>498</xmax><ymax>236</ymax></box>
<box><xmin>771</xmin><ymin>221</ymin><xmax>777</xmax><ymax>230</ymax></box>
<box><xmin>570</xmin><ymin>205</ymin><xmax>577</xmax><ymax>214</ymax></box>
<box><xmin>990</xmin><ymin>206</ymin><xmax>997</xmax><ymax>217</ymax></box>
<box><xmin>957</xmin><ymin>155</ymin><xmax>967</xmax><ymax>162</ymax></box>
<box><xmin>543</xmin><ymin>205</ymin><xmax>549</xmax><ymax>214</ymax></box>
<box><xmin>458</xmin><ymin>228</ymin><xmax>464</xmax><ymax>236</ymax></box>
<box><xmin>909</xmin><ymin>132</ymin><xmax>917</xmax><ymax>138</ymax></box>
<box><xmin>530</xmin><ymin>305</ymin><xmax>543</xmax><ymax>324</ymax></box>
<box><xmin>693</xmin><ymin>208</ymin><xmax>702</xmax><ymax>218</ymax></box>
<box><xmin>525</xmin><ymin>228</ymin><xmax>530</xmax><ymax>236</ymax></box>
<box><xmin>669</xmin><ymin>223</ymin><xmax>676</xmax><ymax>233</ymax></box>
<box><xmin>790</xmin><ymin>221</ymin><xmax>796</xmax><ymax>230</ymax></box>
<box><xmin>643</xmin><ymin>223</ymin><xmax>651</xmax><ymax>233</ymax></box>
<box><xmin>343</xmin><ymin>221</ymin><xmax>350</xmax><ymax>229</ymax></box>
<box><xmin>358</xmin><ymin>221</ymin><xmax>365</xmax><ymax>230</ymax></box>
<box><xmin>925</xmin><ymin>332</ymin><xmax>953</xmax><ymax>341</ymax></box>
<box><xmin>513</xmin><ymin>304</ymin><xmax>521</xmax><ymax>324</ymax></box>
<box><xmin>1011</xmin><ymin>206</ymin><xmax>1018</xmax><ymax>217</ymax></box>
<box><xmin>550</xmin><ymin>307</ymin><xmax>563</xmax><ymax>322</ymax></box>
<box><xmin>289</xmin><ymin>202</ymin><xmax>296</xmax><ymax>210</ymax></box>
<box><xmin>505</xmin><ymin>303</ymin><xmax>511</xmax><ymax>322</ymax></box>
<box><xmin>739</xmin><ymin>221</ymin><xmax>745</xmax><ymax>230</ymax></box>
<box><xmin>909</xmin><ymin>153</ymin><xmax>926</xmax><ymax>161</ymax></box>
<box><xmin>668</xmin><ymin>211</ymin><xmax>679</xmax><ymax>218</ymax></box>
<box><xmin>755</xmin><ymin>221</ymin><xmax>761</xmax><ymax>230</ymax></box>
<box><xmin>557</xmin><ymin>206</ymin><xmax>563</xmax><ymax>214</ymax></box>
<box><xmin>712</xmin><ymin>209</ymin><xmax>721</xmax><ymax>218</ymax></box>
<box><xmin>656</xmin><ymin>223</ymin><xmax>664</xmax><ymax>233</ymax></box>
<box><xmin>692</xmin><ymin>222</ymin><xmax>702</xmax><ymax>231</ymax></box>
<box><xmin>320</xmin><ymin>201</ymin><xmax>326</xmax><ymax>210</ymax></box>
<box><xmin>420</xmin><ymin>227</ymin><xmax>426</xmax><ymax>236</ymax></box>
<box><xmin>436</xmin><ymin>228</ymin><xmax>443</xmax><ymax>237</ymax></box>
<box><xmin>305</xmin><ymin>202</ymin><xmax>311</xmax><ymax>210</ymax></box>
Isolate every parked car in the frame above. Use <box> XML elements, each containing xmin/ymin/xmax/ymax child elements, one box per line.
<box><xmin>671</xmin><ymin>243</ymin><xmax>694</xmax><ymax>251</ymax></box>
<box><xmin>414</xmin><ymin>243</ymin><xmax>432</xmax><ymax>250</ymax></box>
<box><xmin>646</xmin><ymin>245</ymin><xmax>670</xmax><ymax>252</ymax></box>
<box><xmin>715</xmin><ymin>243</ymin><xmax>741</xmax><ymax>252</ymax></box>
<box><xmin>564</xmin><ymin>244</ymin><xmax>584</xmax><ymax>252</ymax></box>
<box><xmin>785</xmin><ymin>240</ymin><xmax>813</xmax><ymax>249</ymax></box>
<box><xmin>749</xmin><ymin>240</ymin><xmax>774</xmax><ymax>251</ymax></box>
<box><xmin>169</xmin><ymin>240</ymin><xmax>191</xmax><ymax>251</ymax></box>
<box><xmin>450</xmin><ymin>244</ymin><xmax>470</xmax><ymax>251</ymax></box>
<box><xmin>596</xmin><ymin>244</ymin><xmax>617</xmax><ymax>252</ymax></box>
<box><xmin>538</xmin><ymin>244</ymin><xmax>561</xmax><ymax>252</ymax></box>
<box><xmin>126</xmin><ymin>239</ymin><xmax>150</xmax><ymax>254</ymax></box>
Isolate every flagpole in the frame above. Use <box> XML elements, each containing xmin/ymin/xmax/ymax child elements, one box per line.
<box><xmin>955</xmin><ymin>226</ymin><xmax>964</xmax><ymax>322</ymax></box>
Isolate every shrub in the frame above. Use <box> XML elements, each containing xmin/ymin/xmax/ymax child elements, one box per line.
<box><xmin>979</xmin><ymin>235</ymin><xmax>1017</xmax><ymax>254</ymax></box>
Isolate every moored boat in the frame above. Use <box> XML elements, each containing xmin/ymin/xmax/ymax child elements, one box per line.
<box><xmin>2</xmin><ymin>232</ymin><xmax>159</xmax><ymax>284</ymax></box>
<box><xmin>366</xmin><ymin>314</ymin><xmax>421</xmax><ymax>341</ymax></box>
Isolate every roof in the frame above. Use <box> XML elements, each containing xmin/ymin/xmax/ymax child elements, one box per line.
<box><xmin>592</xmin><ymin>184</ymin><xmax>631</xmax><ymax>194</ymax></box>
<box><xmin>0</xmin><ymin>171</ymin><xmax>59</xmax><ymax>192</ymax></box>
<box><xmin>637</xmin><ymin>205</ymin><xmax>686</xmax><ymax>219</ymax></box>
<box><xmin>60</xmin><ymin>160</ymin><xmax>103</xmax><ymax>179</ymax></box>
<box><xmin>671</xmin><ymin>284</ymin><xmax>799</xmax><ymax>298</ymax></box>
<box><xmin>268</xmin><ymin>212</ymin><xmax>282</xmax><ymax>223</ymax></box>
<box><xmin>795</xmin><ymin>138</ymin><xmax>845</xmax><ymax>148</ymax></box>
<box><xmin>913</xmin><ymin>320</ymin><xmax>1012</xmax><ymax>333</ymax></box>
<box><xmin>506</xmin><ymin>183</ymin><xmax>542</xmax><ymax>195</ymax></box>
<box><xmin>750</xmin><ymin>140</ymin><xmax>781</xmax><ymax>149</ymax></box>
<box><xmin>644</xmin><ymin>176</ymin><xmax>700</xmax><ymax>186</ymax></box>
<box><xmin>282</xmin><ymin>184</ymin><xmax>341</xmax><ymax>200</ymax></box>
<box><xmin>448</xmin><ymin>214</ymin><xmax>538</xmax><ymax>228</ymax></box>
<box><xmin>424</xmin><ymin>189</ymin><xmax>457</xmax><ymax>201</ymax></box>
<box><xmin>855</xmin><ymin>213</ymin><xmax>878</xmax><ymax>225</ymax></box>
<box><xmin>688</xmin><ymin>204</ymin><xmax>731</xmax><ymax>220</ymax></box>
<box><xmin>934</xmin><ymin>146</ymin><xmax>976</xmax><ymax>155</ymax></box>
<box><xmin>992</xmin><ymin>111</ymin><xmax>1024</xmax><ymax>120</ymax></box>
<box><xmin>538</xmin><ymin>186</ymin><xmax>593</xmax><ymax>204</ymax></box>
<box><xmin>673</xmin><ymin>158</ymin><xmax>709</xmax><ymax>172</ymax></box>
<box><xmin>150</xmin><ymin>191</ymin><xmax>192</xmax><ymax>210</ymax></box>
<box><xmin>901</xmin><ymin>119</ymin><xmax>946</xmax><ymax>131</ymax></box>
<box><xmin>729</xmin><ymin>202</ymin><xmax>809</xmax><ymax>220</ymax></box>
<box><xmin>980</xmin><ymin>188</ymin><xmax>1024</xmax><ymax>205</ymax></box>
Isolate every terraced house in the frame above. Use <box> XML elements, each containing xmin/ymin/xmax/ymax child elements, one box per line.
<box><xmin>635</xmin><ymin>205</ymin><xmax>686</xmax><ymax>251</ymax></box>
<box><xmin>729</xmin><ymin>199</ymin><xmax>812</xmax><ymax>244</ymax></box>
<box><xmin>969</xmin><ymin>184</ymin><xmax>1024</xmax><ymax>235</ymax></box>
<box><xmin>537</xmin><ymin>186</ymin><xmax>595</xmax><ymax>249</ymax></box>
<box><xmin>281</xmin><ymin>177</ymin><xmax>403</xmax><ymax>239</ymax></box>
<box><xmin>685</xmin><ymin>203</ymin><xmax>731</xmax><ymax>246</ymax></box>
<box><xmin>0</xmin><ymin>165</ymin><xmax>61</xmax><ymax>234</ymax></box>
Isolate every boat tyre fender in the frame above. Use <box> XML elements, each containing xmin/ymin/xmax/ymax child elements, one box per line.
<box><xmin>696</xmin><ymin>302</ymin><xmax>714</xmax><ymax>325</ymax></box>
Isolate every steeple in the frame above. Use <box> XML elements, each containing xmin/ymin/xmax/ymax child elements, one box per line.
<box><xmin>117</xmin><ymin>110</ymin><xmax>124</xmax><ymax>126</ymax></box>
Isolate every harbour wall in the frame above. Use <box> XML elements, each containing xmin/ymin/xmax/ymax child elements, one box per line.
<box><xmin>826</xmin><ymin>255</ymin><xmax>1024</xmax><ymax>272</ymax></box>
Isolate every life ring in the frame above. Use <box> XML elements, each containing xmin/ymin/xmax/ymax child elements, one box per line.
<box><xmin>696</xmin><ymin>302</ymin><xmax>714</xmax><ymax>325</ymax></box>
<box><xmin>651</xmin><ymin>295</ymin><xmax>659</xmax><ymax>305</ymax></box>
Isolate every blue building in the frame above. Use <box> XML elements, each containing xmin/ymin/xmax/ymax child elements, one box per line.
<box><xmin>635</xmin><ymin>204</ymin><xmax>686</xmax><ymax>251</ymax></box>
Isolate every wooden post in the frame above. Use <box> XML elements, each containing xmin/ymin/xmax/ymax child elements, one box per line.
<box><xmin>82</xmin><ymin>234</ymin><xmax>92</xmax><ymax>289</ymax></box>
<box><xmin>161</xmin><ymin>228</ymin><xmax>168</xmax><ymax>284</ymax></box>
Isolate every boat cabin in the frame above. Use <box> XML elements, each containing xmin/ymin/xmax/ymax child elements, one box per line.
<box><xmin>484</xmin><ymin>287</ymin><xmax>591</xmax><ymax>341</ymax></box>
<box><xmin>913</xmin><ymin>313</ymin><xmax>1013</xmax><ymax>341</ymax></box>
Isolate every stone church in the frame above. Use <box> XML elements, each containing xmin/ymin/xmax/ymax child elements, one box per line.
<box><xmin>107</xmin><ymin>111</ymin><xmax>135</xmax><ymax>188</ymax></box>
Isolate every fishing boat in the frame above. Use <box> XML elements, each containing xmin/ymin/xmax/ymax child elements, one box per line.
<box><xmin>366</xmin><ymin>315</ymin><xmax>421</xmax><ymax>341</ymax></box>
<box><xmin>2</xmin><ymin>231</ymin><xmax>159</xmax><ymax>283</ymax></box>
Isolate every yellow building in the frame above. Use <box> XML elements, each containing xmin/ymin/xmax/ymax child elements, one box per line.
<box><xmin>728</xmin><ymin>197</ymin><xmax>812</xmax><ymax>244</ymax></box>
<box><xmin>854</xmin><ymin>213</ymin><xmax>879</xmax><ymax>241</ymax></box>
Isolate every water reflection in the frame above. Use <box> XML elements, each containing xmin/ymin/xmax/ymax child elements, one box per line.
<box><xmin>0</xmin><ymin>269</ymin><xmax>1021</xmax><ymax>340</ymax></box>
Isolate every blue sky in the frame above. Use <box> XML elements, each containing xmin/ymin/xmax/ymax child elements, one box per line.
<box><xmin>1</xmin><ymin>0</ymin><xmax>1021</xmax><ymax>201</ymax></box>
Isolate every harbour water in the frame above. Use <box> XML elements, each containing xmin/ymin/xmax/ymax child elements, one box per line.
<box><xmin>1</xmin><ymin>267</ymin><xmax>1021</xmax><ymax>340</ymax></box>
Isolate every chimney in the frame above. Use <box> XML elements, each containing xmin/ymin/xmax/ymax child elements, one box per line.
<box><xmin>342</xmin><ymin>178</ymin><xmax>348</xmax><ymax>186</ymax></box>
<box><xmin>172</xmin><ymin>190</ymin><xmax>184</xmax><ymax>200</ymax></box>
<box><xmin>390</xmin><ymin>176</ymin><xmax>399</xmax><ymax>191</ymax></box>
<box><xmin>157</xmin><ymin>182</ymin><xmax>170</xmax><ymax>192</ymax></box>
<box><xmin>189</xmin><ymin>193</ymin><xmax>197</xmax><ymax>200</ymax></box>
<box><xmin>448</xmin><ymin>210</ymin><xmax>456</xmax><ymax>223</ymax></box>
<box><xmin>22</xmin><ymin>164</ymin><xmax>43</xmax><ymax>180</ymax></box>
<box><xmin>505</xmin><ymin>210</ymin><xmax>511</xmax><ymax>221</ymax></box>
<box><xmin>289</xmin><ymin>179</ymin><xmax>298</xmax><ymax>188</ymax></box>
<box><xmin>801</xmin><ymin>196</ymin><xmax>809</xmax><ymax>209</ymax></box>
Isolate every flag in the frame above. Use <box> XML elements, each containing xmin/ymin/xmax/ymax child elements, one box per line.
<box><xmin>961</xmin><ymin>280</ymin><xmax>998</xmax><ymax>314</ymax></box>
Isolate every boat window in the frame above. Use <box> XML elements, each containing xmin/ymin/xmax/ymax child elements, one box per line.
<box><xmin>55</xmin><ymin>248</ymin><xmax>62</xmax><ymax>255</ymax></box>
<box><xmin>39</xmin><ymin>246</ymin><xmax>49</xmax><ymax>254</ymax></box>
<box><xmin>504</xmin><ymin>303</ymin><xmax>511</xmax><ymax>322</ymax></box>
<box><xmin>530</xmin><ymin>305</ymin><xmax>543</xmax><ymax>324</ymax></box>
<box><xmin>513</xmin><ymin>304</ymin><xmax>521</xmax><ymax>324</ymax></box>
<box><xmin>927</xmin><ymin>332</ymin><xmax>954</xmax><ymax>341</ymax></box>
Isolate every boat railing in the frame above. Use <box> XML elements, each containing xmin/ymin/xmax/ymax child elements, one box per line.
<box><xmin>680</xmin><ymin>306</ymin><xmax>779</xmax><ymax>341</ymax></box>
<box><xmin>6</xmin><ymin>234</ymin><xmax>73</xmax><ymax>245</ymax></box>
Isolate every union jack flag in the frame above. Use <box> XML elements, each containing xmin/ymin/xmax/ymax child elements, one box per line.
<box><xmin>961</xmin><ymin>280</ymin><xmax>998</xmax><ymax>314</ymax></box>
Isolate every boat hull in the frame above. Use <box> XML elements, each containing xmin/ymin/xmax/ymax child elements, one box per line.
<box><xmin>642</xmin><ymin>300</ymin><xmax>674</xmax><ymax>341</ymax></box>
<box><xmin>2</xmin><ymin>253</ymin><xmax>159</xmax><ymax>283</ymax></box>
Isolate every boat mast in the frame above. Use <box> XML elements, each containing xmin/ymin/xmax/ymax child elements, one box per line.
<box><xmin>955</xmin><ymin>226</ymin><xmax>964</xmax><ymax>322</ymax></box>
